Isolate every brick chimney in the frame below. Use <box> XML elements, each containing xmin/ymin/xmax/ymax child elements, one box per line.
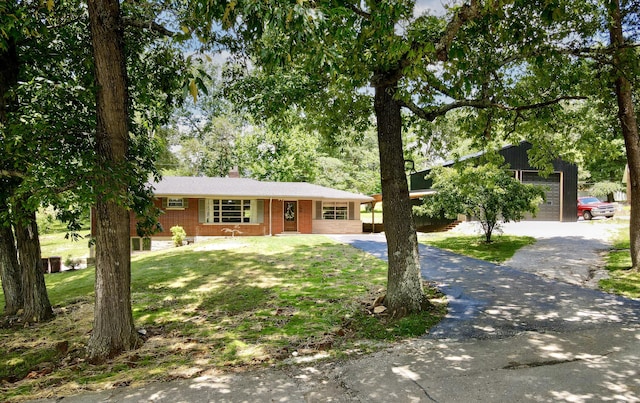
<box><xmin>228</xmin><ymin>167</ymin><xmax>240</xmax><ymax>178</ymax></box>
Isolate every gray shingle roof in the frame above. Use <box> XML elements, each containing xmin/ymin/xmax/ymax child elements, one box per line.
<box><xmin>151</xmin><ymin>176</ymin><xmax>374</xmax><ymax>202</ymax></box>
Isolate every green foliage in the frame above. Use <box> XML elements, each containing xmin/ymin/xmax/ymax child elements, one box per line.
<box><xmin>590</xmin><ymin>181</ymin><xmax>624</xmax><ymax>199</ymax></box>
<box><xmin>236</xmin><ymin>123</ymin><xmax>319</xmax><ymax>182</ymax></box>
<box><xmin>1</xmin><ymin>0</ymin><xmax>186</xmax><ymax>235</ymax></box>
<box><xmin>415</xmin><ymin>163</ymin><xmax>546</xmax><ymax>242</ymax></box>
<box><xmin>170</xmin><ymin>225</ymin><xmax>187</xmax><ymax>247</ymax></box>
<box><xmin>164</xmin><ymin>60</ymin><xmax>242</xmax><ymax>177</ymax></box>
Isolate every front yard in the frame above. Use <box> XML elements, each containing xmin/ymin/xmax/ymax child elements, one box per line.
<box><xmin>0</xmin><ymin>235</ymin><xmax>445</xmax><ymax>402</ymax></box>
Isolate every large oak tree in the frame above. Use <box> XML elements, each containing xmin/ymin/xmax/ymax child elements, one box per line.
<box><xmin>86</xmin><ymin>0</ymin><xmax>141</xmax><ymax>361</ymax></box>
<box><xmin>183</xmin><ymin>0</ymin><xmax>589</xmax><ymax>316</ymax></box>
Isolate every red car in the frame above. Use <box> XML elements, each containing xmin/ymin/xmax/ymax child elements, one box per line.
<box><xmin>577</xmin><ymin>196</ymin><xmax>615</xmax><ymax>220</ymax></box>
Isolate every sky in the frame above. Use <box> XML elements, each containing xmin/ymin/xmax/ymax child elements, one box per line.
<box><xmin>415</xmin><ymin>0</ymin><xmax>449</xmax><ymax>16</ymax></box>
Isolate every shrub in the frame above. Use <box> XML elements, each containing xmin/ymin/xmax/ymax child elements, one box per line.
<box><xmin>415</xmin><ymin>163</ymin><xmax>545</xmax><ymax>243</ymax></box>
<box><xmin>170</xmin><ymin>226</ymin><xmax>187</xmax><ymax>247</ymax></box>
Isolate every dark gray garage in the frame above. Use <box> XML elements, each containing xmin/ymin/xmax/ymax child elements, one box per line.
<box><xmin>410</xmin><ymin>142</ymin><xmax>578</xmax><ymax>222</ymax></box>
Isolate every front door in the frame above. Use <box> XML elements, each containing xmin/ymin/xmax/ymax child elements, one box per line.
<box><xmin>284</xmin><ymin>201</ymin><xmax>297</xmax><ymax>232</ymax></box>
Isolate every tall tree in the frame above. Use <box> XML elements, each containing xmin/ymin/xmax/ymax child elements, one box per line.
<box><xmin>86</xmin><ymin>0</ymin><xmax>141</xmax><ymax>361</ymax></box>
<box><xmin>84</xmin><ymin>0</ymin><xmax>187</xmax><ymax>360</ymax></box>
<box><xmin>183</xmin><ymin>0</ymin><xmax>579</xmax><ymax>316</ymax></box>
<box><xmin>608</xmin><ymin>0</ymin><xmax>640</xmax><ymax>268</ymax></box>
<box><xmin>0</xmin><ymin>1</ymin><xmax>57</xmax><ymax>321</ymax></box>
<box><xmin>14</xmin><ymin>202</ymin><xmax>53</xmax><ymax>322</ymax></box>
<box><xmin>0</xmin><ymin>188</ymin><xmax>21</xmax><ymax>315</ymax></box>
<box><xmin>0</xmin><ymin>11</ymin><xmax>23</xmax><ymax>316</ymax></box>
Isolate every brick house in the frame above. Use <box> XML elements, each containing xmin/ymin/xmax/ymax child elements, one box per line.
<box><xmin>127</xmin><ymin>176</ymin><xmax>373</xmax><ymax>244</ymax></box>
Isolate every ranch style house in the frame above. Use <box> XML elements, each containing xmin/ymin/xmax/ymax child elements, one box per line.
<box><xmin>125</xmin><ymin>176</ymin><xmax>373</xmax><ymax>247</ymax></box>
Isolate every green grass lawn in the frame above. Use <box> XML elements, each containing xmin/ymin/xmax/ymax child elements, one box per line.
<box><xmin>599</xmin><ymin>226</ymin><xmax>640</xmax><ymax>298</ymax></box>
<box><xmin>0</xmin><ymin>235</ymin><xmax>445</xmax><ymax>402</ymax></box>
<box><xmin>360</xmin><ymin>207</ymin><xmax>383</xmax><ymax>224</ymax></box>
<box><xmin>39</xmin><ymin>231</ymin><xmax>92</xmax><ymax>262</ymax></box>
<box><xmin>419</xmin><ymin>233</ymin><xmax>536</xmax><ymax>263</ymax></box>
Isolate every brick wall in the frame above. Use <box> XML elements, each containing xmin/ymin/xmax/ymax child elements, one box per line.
<box><xmin>270</xmin><ymin>200</ymin><xmax>283</xmax><ymax>234</ymax></box>
<box><xmin>312</xmin><ymin>220</ymin><xmax>363</xmax><ymax>234</ymax></box>
<box><xmin>128</xmin><ymin>197</ymin><xmax>363</xmax><ymax>238</ymax></box>
<box><xmin>131</xmin><ymin>198</ymin><xmax>271</xmax><ymax>237</ymax></box>
<box><xmin>298</xmin><ymin>200</ymin><xmax>313</xmax><ymax>233</ymax></box>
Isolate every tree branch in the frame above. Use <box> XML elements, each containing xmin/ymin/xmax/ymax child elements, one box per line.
<box><xmin>0</xmin><ymin>170</ymin><xmax>26</xmax><ymax>179</ymax></box>
<box><xmin>511</xmin><ymin>96</ymin><xmax>586</xmax><ymax>111</ymax></box>
<box><xmin>122</xmin><ymin>18</ymin><xmax>175</xmax><ymax>37</ymax></box>
<box><xmin>435</xmin><ymin>0</ymin><xmax>483</xmax><ymax>62</ymax></box>
<box><xmin>398</xmin><ymin>95</ymin><xmax>587</xmax><ymax>122</ymax></box>
<box><xmin>345</xmin><ymin>3</ymin><xmax>371</xmax><ymax>19</ymax></box>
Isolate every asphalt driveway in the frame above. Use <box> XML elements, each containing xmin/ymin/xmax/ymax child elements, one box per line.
<box><xmin>329</xmin><ymin>231</ymin><xmax>640</xmax><ymax>340</ymax></box>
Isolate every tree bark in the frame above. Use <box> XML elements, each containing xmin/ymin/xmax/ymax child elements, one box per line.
<box><xmin>0</xmin><ymin>220</ymin><xmax>22</xmax><ymax>315</ymax></box>
<box><xmin>87</xmin><ymin>0</ymin><xmax>141</xmax><ymax>361</ymax></box>
<box><xmin>0</xmin><ymin>37</ymin><xmax>18</xmax><ymax>123</ymax></box>
<box><xmin>609</xmin><ymin>0</ymin><xmax>640</xmax><ymax>269</ymax></box>
<box><xmin>374</xmin><ymin>82</ymin><xmax>429</xmax><ymax>317</ymax></box>
<box><xmin>14</xmin><ymin>206</ymin><xmax>53</xmax><ymax>322</ymax></box>
<box><xmin>0</xmin><ymin>34</ymin><xmax>24</xmax><ymax>316</ymax></box>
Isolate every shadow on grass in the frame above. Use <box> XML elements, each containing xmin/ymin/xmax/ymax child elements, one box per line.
<box><xmin>0</xmin><ymin>236</ymin><xmax>447</xmax><ymax>402</ymax></box>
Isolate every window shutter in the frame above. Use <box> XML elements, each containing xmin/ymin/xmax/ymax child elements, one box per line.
<box><xmin>349</xmin><ymin>202</ymin><xmax>355</xmax><ymax>220</ymax></box>
<box><xmin>183</xmin><ymin>199</ymin><xmax>189</xmax><ymax>209</ymax></box>
<box><xmin>198</xmin><ymin>199</ymin><xmax>205</xmax><ymax>223</ymax></box>
<box><xmin>256</xmin><ymin>200</ymin><xmax>264</xmax><ymax>223</ymax></box>
<box><xmin>315</xmin><ymin>201</ymin><xmax>322</xmax><ymax>219</ymax></box>
<box><xmin>161</xmin><ymin>198</ymin><xmax>167</xmax><ymax>209</ymax></box>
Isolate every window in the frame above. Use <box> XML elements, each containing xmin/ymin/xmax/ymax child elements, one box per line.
<box><xmin>201</xmin><ymin>199</ymin><xmax>263</xmax><ymax>223</ymax></box>
<box><xmin>162</xmin><ymin>197</ymin><xmax>188</xmax><ymax>209</ymax></box>
<box><xmin>167</xmin><ymin>198</ymin><xmax>185</xmax><ymax>208</ymax></box>
<box><xmin>322</xmin><ymin>202</ymin><xmax>348</xmax><ymax>220</ymax></box>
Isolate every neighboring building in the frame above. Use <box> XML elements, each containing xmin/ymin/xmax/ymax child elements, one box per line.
<box><xmin>410</xmin><ymin>142</ymin><xmax>578</xmax><ymax>222</ymax></box>
<box><xmin>127</xmin><ymin>176</ymin><xmax>373</xmax><ymax>243</ymax></box>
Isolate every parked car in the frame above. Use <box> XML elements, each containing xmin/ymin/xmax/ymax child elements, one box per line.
<box><xmin>577</xmin><ymin>196</ymin><xmax>615</xmax><ymax>220</ymax></box>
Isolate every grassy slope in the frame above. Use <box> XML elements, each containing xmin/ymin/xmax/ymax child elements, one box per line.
<box><xmin>600</xmin><ymin>226</ymin><xmax>640</xmax><ymax>298</ymax></box>
<box><xmin>0</xmin><ymin>235</ymin><xmax>445</xmax><ymax>402</ymax></box>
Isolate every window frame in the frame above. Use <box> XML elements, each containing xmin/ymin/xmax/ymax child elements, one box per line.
<box><xmin>165</xmin><ymin>197</ymin><xmax>185</xmax><ymax>210</ymax></box>
<box><xmin>202</xmin><ymin>198</ymin><xmax>263</xmax><ymax>224</ymax></box>
<box><xmin>322</xmin><ymin>201</ymin><xmax>349</xmax><ymax>220</ymax></box>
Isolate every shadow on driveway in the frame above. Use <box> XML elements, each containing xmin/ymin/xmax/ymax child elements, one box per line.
<box><xmin>329</xmin><ymin>234</ymin><xmax>640</xmax><ymax>340</ymax></box>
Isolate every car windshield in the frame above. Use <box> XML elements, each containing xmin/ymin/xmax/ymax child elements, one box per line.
<box><xmin>581</xmin><ymin>197</ymin><xmax>601</xmax><ymax>204</ymax></box>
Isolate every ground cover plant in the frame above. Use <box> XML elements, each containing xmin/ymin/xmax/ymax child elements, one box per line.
<box><xmin>419</xmin><ymin>233</ymin><xmax>536</xmax><ymax>263</ymax></box>
<box><xmin>0</xmin><ymin>235</ymin><xmax>445</xmax><ymax>402</ymax></box>
<box><xmin>600</xmin><ymin>226</ymin><xmax>640</xmax><ymax>299</ymax></box>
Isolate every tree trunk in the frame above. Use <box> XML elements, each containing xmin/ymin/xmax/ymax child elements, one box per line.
<box><xmin>609</xmin><ymin>0</ymin><xmax>640</xmax><ymax>269</ymax></box>
<box><xmin>374</xmin><ymin>83</ymin><xmax>429</xmax><ymax>317</ymax></box>
<box><xmin>0</xmin><ymin>220</ymin><xmax>22</xmax><ymax>315</ymax></box>
<box><xmin>0</xmin><ymin>38</ymin><xmax>23</xmax><ymax>316</ymax></box>
<box><xmin>0</xmin><ymin>37</ymin><xmax>18</xmax><ymax>123</ymax></box>
<box><xmin>14</xmin><ymin>207</ymin><xmax>53</xmax><ymax>322</ymax></box>
<box><xmin>87</xmin><ymin>0</ymin><xmax>140</xmax><ymax>362</ymax></box>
